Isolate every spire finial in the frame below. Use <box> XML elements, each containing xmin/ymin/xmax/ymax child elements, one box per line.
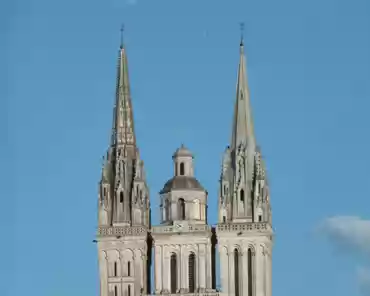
<box><xmin>120</xmin><ymin>24</ymin><xmax>125</xmax><ymax>49</ymax></box>
<box><xmin>240</xmin><ymin>22</ymin><xmax>245</xmax><ymax>46</ymax></box>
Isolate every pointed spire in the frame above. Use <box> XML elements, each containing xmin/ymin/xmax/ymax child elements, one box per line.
<box><xmin>120</xmin><ymin>24</ymin><xmax>124</xmax><ymax>49</ymax></box>
<box><xmin>231</xmin><ymin>37</ymin><xmax>256</xmax><ymax>154</ymax></box>
<box><xmin>111</xmin><ymin>27</ymin><xmax>136</xmax><ymax>149</ymax></box>
<box><xmin>240</xmin><ymin>22</ymin><xmax>244</xmax><ymax>46</ymax></box>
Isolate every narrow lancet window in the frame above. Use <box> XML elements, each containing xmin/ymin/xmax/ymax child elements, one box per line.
<box><xmin>170</xmin><ymin>253</ymin><xmax>177</xmax><ymax>293</ymax></box>
<box><xmin>114</xmin><ymin>286</ymin><xmax>118</xmax><ymax>296</ymax></box>
<box><xmin>120</xmin><ymin>192</ymin><xmax>124</xmax><ymax>203</ymax></box>
<box><xmin>165</xmin><ymin>199</ymin><xmax>170</xmax><ymax>221</ymax></box>
<box><xmin>128</xmin><ymin>285</ymin><xmax>131</xmax><ymax>296</ymax></box>
<box><xmin>189</xmin><ymin>253</ymin><xmax>196</xmax><ymax>292</ymax></box>
<box><xmin>234</xmin><ymin>249</ymin><xmax>240</xmax><ymax>296</ymax></box>
<box><xmin>114</xmin><ymin>262</ymin><xmax>118</xmax><ymax>277</ymax></box>
<box><xmin>178</xmin><ymin>198</ymin><xmax>185</xmax><ymax>220</ymax></box>
<box><xmin>128</xmin><ymin>261</ymin><xmax>131</xmax><ymax>276</ymax></box>
<box><xmin>248</xmin><ymin>248</ymin><xmax>253</xmax><ymax>296</ymax></box>
<box><xmin>240</xmin><ymin>189</ymin><xmax>245</xmax><ymax>202</ymax></box>
<box><xmin>180</xmin><ymin>162</ymin><xmax>185</xmax><ymax>175</ymax></box>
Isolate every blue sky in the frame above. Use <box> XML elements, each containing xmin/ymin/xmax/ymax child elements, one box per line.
<box><xmin>2</xmin><ymin>0</ymin><xmax>370</xmax><ymax>295</ymax></box>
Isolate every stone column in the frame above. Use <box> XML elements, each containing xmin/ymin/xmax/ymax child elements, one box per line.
<box><xmin>199</xmin><ymin>244</ymin><xmax>206</xmax><ymax>291</ymax></box>
<box><xmin>141</xmin><ymin>254</ymin><xmax>146</xmax><ymax>294</ymax></box>
<box><xmin>154</xmin><ymin>245</ymin><xmax>162</xmax><ymax>293</ymax></box>
<box><xmin>177</xmin><ymin>245</ymin><xmax>181</xmax><ymax>292</ymax></box>
<box><xmin>99</xmin><ymin>251</ymin><xmax>108</xmax><ymax>296</ymax></box>
<box><xmin>228</xmin><ymin>248</ymin><xmax>235</xmax><ymax>295</ymax></box>
<box><xmin>219</xmin><ymin>246</ymin><xmax>228</xmax><ymax>294</ymax></box>
<box><xmin>134</xmin><ymin>251</ymin><xmax>140</xmax><ymax>296</ymax></box>
<box><xmin>206</xmin><ymin>243</ymin><xmax>212</xmax><ymax>289</ymax></box>
<box><xmin>242</xmin><ymin>248</ymin><xmax>249</xmax><ymax>296</ymax></box>
<box><xmin>265</xmin><ymin>249</ymin><xmax>271</xmax><ymax>296</ymax></box>
<box><xmin>180</xmin><ymin>245</ymin><xmax>185</xmax><ymax>292</ymax></box>
<box><xmin>163</xmin><ymin>246</ymin><xmax>170</xmax><ymax>293</ymax></box>
<box><xmin>255</xmin><ymin>246</ymin><xmax>264</xmax><ymax>296</ymax></box>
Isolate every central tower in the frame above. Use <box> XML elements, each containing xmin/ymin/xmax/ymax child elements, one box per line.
<box><xmin>151</xmin><ymin>145</ymin><xmax>216</xmax><ymax>295</ymax></box>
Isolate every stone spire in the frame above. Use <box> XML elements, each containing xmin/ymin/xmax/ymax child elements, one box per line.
<box><xmin>111</xmin><ymin>44</ymin><xmax>136</xmax><ymax>150</ymax></box>
<box><xmin>98</xmin><ymin>40</ymin><xmax>149</xmax><ymax>227</ymax></box>
<box><xmin>231</xmin><ymin>42</ymin><xmax>256</xmax><ymax>168</ymax></box>
<box><xmin>218</xmin><ymin>41</ymin><xmax>271</xmax><ymax>223</ymax></box>
<box><xmin>216</xmin><ymin>38</ymin><xmax>273</xmax><ymax>296</ymax></box>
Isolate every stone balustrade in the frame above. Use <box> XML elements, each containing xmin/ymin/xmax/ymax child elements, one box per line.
<box><xmin>145</xmin><ymin>293</ymin><xmax>229</xmax><ymax>296</ymax></box>
<box><xmin>216</xmin><ymin>222</ymin><xmax>272</xmax><ymax>233</ymax></box>
<box><xmin>151</xmin><ymin>224</ymin><xmax>212</xmax><ymax>234</ymax></box>
<box><xmin>97</xmin><ymin>226</ymin><xmax>148</xmax><ymax>237</ymax></box>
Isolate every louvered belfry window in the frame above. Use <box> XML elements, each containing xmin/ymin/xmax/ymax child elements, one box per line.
<box><xmin>188</xmin><ymin>253</ymin><xmax>196</xmax><ymax>292</ymax></box>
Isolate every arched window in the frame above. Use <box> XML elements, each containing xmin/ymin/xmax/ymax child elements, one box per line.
<box><xmin>180</xmin><ymin>162</ymin><xmax>185</xmax><ymax>175</ymax></box>
<box><xmin>234</xmin><ymin>248</ymin><xmax>241</xmax><ymax>296</ymax></box>
<box><xmin>257</xmin><ymin>208</ymin><xmax>263</xmax><ymax>222</ymax></box>
<box><xmin>188</xmin><ymin>253</ymin><xmax>196</xmax><ymax>292</ymax></box>
<box><xmin>120</xmin><ymin>191</ymin><xmax>124</xmax><ymax>203</ymax></box>
<box><xmin>170</xmin><ymin>253</ymin><xmax>177</xmax><ymax>293</ymax></box>
<box><xmin>114</xmin><ymin>261</ymin><xmax>118</xmax><ymax>277</ymax></box>
<box><xmin>128</xmin><ymin>285</ymin><xmax>131</xmax><ymax>296</ymax></box>
<box><xmin>222</xmin><ymin>216</ymin><xmax>226</xmax><ymax>223</ymax></box>
<box><xmin>178</xmin><ymin>198</ymin><xmax>185</xmax><ymax>220</ymax></box>
<box><xmin>103</xmin><ymin>187</ymin><xmax>107</xmax><ymax>197</ymax></box>
<box><xmin>165</xmin><ymin>199</ymin><xmax>170</xmax><ymax>221</ymax></box>
<box><xmin>128</xmin><ymin>261</ymin><xmax>131</xmax><ymax>276</ymax></box>
<box><xmin>114</xmin><ymin>286</ymin><xmax>118</xmax><ymax>296</ymax></box>
<box><xmin>248</xmin><ymin>248</ymin><xmax>253</xmax><ymax>296</ymax></box>
<box><xmin>240</xmin><ymin>189</ymin><xmax>245</xmax><ymax>202</ymax></box>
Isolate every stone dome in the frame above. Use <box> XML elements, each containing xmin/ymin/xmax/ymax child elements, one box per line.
<box><xmin>172</xmin><ymin>144</ymin><xmax>193</xmax><ymax>158</ymax></box>
<box><xmin>160</xmin><ymin>176</ymin><xmax>204</xmax><ymax>194</ymax></box>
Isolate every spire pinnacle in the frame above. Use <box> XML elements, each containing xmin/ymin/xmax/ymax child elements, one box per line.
<box><xmin>120</xmin><ymin>24</ymin><xmax>125</xmax><ymax>49</ymax></box>
<box><xmin>231</xmin><ymin>40</ymin><xmax>255</xmax><ymax>150</ymax></box>
<box><xmin>111</xmin><ymin>31</ymin><xmax>136</xmax><ymax>150</ymax></box>
<box><xmin>239</xmin><ymin>22</ymin><xmax>244</xmax><ymax>46</ymax></box>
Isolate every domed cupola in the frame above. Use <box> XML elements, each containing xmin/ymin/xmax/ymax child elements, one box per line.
<box><xmin>160</xmin><ymin>144</ymin><xmax>204</xmax><ymax>194</ymax></box>
<box><xmin>159</xmin><ymin>145</ymin><xmax>208</xmax><ymax>225</ymax></box>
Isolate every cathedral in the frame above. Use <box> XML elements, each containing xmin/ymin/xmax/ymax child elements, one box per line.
<box><xmin>96</xmin><ymin>35</ymin><xmax>273</xmax><ymax>296</ymax></box>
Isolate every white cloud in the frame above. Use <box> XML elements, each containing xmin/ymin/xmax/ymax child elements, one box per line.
<box><xmin>319</xmin><ymin>216</ymin><xmax>370</xmax><ymax>255</ymax></box>
<box><xmin>319</xmin><ymin>216</ymin><xmax>370</xmax><ymax>295</ymax></box>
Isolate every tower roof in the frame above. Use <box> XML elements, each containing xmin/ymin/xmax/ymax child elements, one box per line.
<box><xmin>172</xmin><ymin>144</ymin><xmax>193</xmax><ymax>158</ymax></box>
<box><xmin>111</xmin><ymin>44</ymin><xmax>136</xmax><ymax>148</ymax></box>
<box><xmin>159</xmin><ymin>176</ymin><xmax>204</xmax><ymax>194</ymax></box>
<box><xmin>230</xmin><ymin>43</ymin><xmax>256</xmax><ymax>152</ymax></box>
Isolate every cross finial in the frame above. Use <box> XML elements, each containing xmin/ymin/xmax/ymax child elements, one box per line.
<box><xmin>120</xmin><ymin>24</ymin><xmax>125</xmax><ymax>48</ymax></box>
<box><xmin>240</xmin><ymin>22</ymin><xmax>245</xmax><ymax>46</ymax></box>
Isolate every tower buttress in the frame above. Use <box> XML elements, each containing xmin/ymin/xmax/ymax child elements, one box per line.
<box><xmin>216</xmin><ymin>39</ymin><xmax>273</xmax><ymax>296</ymax></box>
<box><xmin>96</xmin><ymin>37</ymin><xmax>151</xmax><ymax>296</ymax></box>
